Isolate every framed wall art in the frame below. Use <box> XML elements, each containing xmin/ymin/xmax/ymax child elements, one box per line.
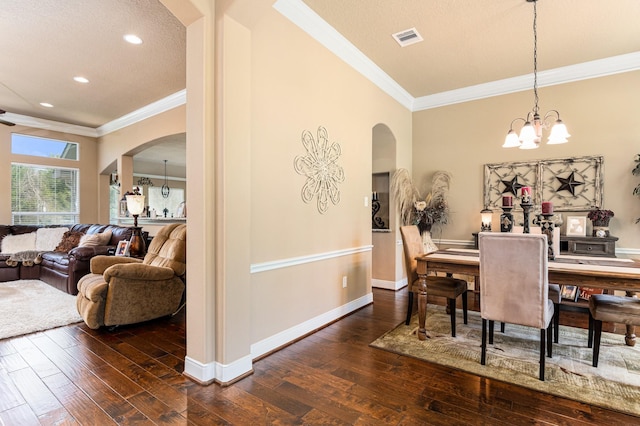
<box><xmin>483</xmin><ymin>155</ymin><xmax>604</xmax><ymax>212</ymax></box>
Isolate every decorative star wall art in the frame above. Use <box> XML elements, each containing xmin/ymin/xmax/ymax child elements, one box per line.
<box><xmin>483</xmin><ymin>156</ymin><xmax>603</xmax><ymax>212</ymax></box>
<box><xmin>293</xmin><ymin>126</ymin><xmax>345</xmax><ymax>214</ymax></box>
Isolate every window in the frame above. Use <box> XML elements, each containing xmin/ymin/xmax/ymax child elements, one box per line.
<box><xmin>11</xmin><ymin>163</ymin><xmax>79</xmax><ymax>225</ymax></box>
<box><xmin>148</xmin><ymin>187</ymin><xmax>185</xmax><ymax>218</ymax></box>
<box><xmin>11</xmin><ymin>133</ymin><xmax>78</xmax><ymax>160</ymax></box>
<box><xmin>109</xmin><ymin>184</ymin><xmax>120</xmax><ymax>222</ymax></box>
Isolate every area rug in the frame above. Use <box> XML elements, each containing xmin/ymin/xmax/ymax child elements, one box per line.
<box><xmin>370</xmin><ymin>304</ymin><xmax>640</xmax><ymax>417</ymax></box>
<box><xmin>0</xmin><ymin>280</ymin><xmax>82</xmax><ymax>340</ymax></box>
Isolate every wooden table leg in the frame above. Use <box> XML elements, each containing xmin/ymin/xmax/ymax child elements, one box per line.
<box><xmin>625</xmin><ymin>291</ymin><xmax>637</xmax><ymax>346</ymax></box>
<box><xmin>417</xmin><ymin>290</ymin><xmax>428</xmax><ymax>340</ymax></box>
<box><xmin>416</xmin><ymin>271</ymin><xmax>430</xmax><ymax>340</ymax></box>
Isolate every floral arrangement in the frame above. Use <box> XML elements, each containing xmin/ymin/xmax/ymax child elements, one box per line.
<box><xmin>391</xmin><ymin>169</ymin><xmax>451</xmax><ymax>234</ymax></box>
<box><xmin>413</xmin><ymin>195</ymin><xmax>449</xmax><ymax>234</ymax></box>
<box><xmin>587</xmin><ymin>208</ymin><xmax>614</xmax><ymax>223</ymax></box>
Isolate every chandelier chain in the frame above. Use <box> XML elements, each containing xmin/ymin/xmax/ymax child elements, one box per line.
<box><xmin>532</xmin><ymin>0</ymin><xmax>539</xmax><ymax>115</ymax></box>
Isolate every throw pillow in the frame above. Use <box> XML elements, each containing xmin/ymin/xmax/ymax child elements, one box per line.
<box><xmin>54</xmin><ymin>231</ymin><xmax>85</xmax><ymax>252</ymax></box>
<box><xmin>35</xmin><ymin>227</ymin><xmax>69</xmax><ymax>251</ymax></box>
<box><xmin>78</xmin><ymin>230</ymin><xmax>113</xmax><ymax>247</ymax></box>
<box><xmin>1</xmin><ymin>232</ymin><xmax>37</xmax><ymax>254</ymax></box>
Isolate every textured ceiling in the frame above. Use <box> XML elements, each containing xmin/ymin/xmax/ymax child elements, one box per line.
<box><xmin>0</xmin><ymin>0</ymin><xmax>185</xmax><ymax>128</ymax></box>
<box><xmin>1</xmin><ymin>0</ymin><xmax>638</xmax><ymax>167</ymax></box>
<box><xmin>303</xmin><ymin>0</ymin><xmax>640</xmax><ymax>98</ymax></box>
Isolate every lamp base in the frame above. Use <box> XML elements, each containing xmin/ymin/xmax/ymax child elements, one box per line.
<box><xmin>129</xmin><ymin>226</ymin><xmax>146</xmax><ymax>258</ymax></box>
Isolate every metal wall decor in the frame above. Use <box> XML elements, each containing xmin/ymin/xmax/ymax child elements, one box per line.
<box><xmin>483</xmin><ymin>156</ymin><xmax>604</xmax><ymax>211</ymax></box>
<box><xmin>294</xmin><ymin>126</ymin><xmax>345</xmax><ymax>214</ymax></box>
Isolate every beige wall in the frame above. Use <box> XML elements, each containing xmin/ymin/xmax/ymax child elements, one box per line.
<box><xmin>97</xmin><ymin>105</ymin><xmax>186</xmax><ymax>174</ymax></box>
<box><xmin>412</xmin><ymin>71</ymin><xmax>640</xmax><ymax>253</ymax></box>
<box><xmin>0</xmin><ymin>126</ymin><xmax>99</xmax><ymax>224</ymax></box>
<box><xmin>248</xmin><ymin>5</ymin><xmax>412</xmax><ymax>343</ymax></box>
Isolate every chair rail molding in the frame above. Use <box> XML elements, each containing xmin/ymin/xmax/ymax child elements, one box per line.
<box><xmin>250</xmin><ymin>245</ymin><xmax>373</xmax><ymax>274</ymax></box>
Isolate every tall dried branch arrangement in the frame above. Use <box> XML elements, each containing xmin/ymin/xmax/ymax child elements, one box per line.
<box><xmin>390</xmin><ymin>169</ymin><xmax>419</xmax><ymax>226</ymax></box>
<box><xmin>391</xmin><ymin>169</ymin><xmax>452</xmax><ymax>229</ymax></box>
<box><xmin>426</xmin><ymin>171</ymin><xmax>452</xmax><ymax>219</ymax></box>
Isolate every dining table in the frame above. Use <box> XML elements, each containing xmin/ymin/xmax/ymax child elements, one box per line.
<box><xmin>416</xmin><ymin>248</ymin><xmax>640</xmax><ymax>345</ymax></box>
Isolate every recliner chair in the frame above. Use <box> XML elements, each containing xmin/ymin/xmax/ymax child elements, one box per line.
<box><xmin>76</xmin><ymin>223</ymin><xmax>186</xmax><ymax>329</ymax></box>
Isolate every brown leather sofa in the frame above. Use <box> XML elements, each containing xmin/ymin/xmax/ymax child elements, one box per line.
<box><xmin>0</xmin><ymin>224</ymin><xmax>134</xmax><ymax>295</ymax></box>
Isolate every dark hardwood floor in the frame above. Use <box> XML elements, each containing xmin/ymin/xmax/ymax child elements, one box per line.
<box><xmin>1</xmin><ymin>288</ymin><xmax>638</xmax><ymax>425</ymax></box>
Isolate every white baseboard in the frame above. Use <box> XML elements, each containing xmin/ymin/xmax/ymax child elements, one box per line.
<box><xmin>250</xmin><ymin>292</ymin><xmax>373</xmax><ymax>360</ymax></box>
<box><xmin>183</xmin><ymin>292</ymin><xmax>373</xmax><ymax>384</ymax></box>
<box><xmin>183</xmin><ymin>354</ymin><xmax>253</xmax><ymax>386</ymax></box>
<box><xmin>372</xmin><ymin>278</ymin><xmax>407</xmax><ymax>290</ymax></box>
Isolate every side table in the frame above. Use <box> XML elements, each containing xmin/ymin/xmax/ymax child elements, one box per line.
<box><xmin>559</xmin><ymin>235</ymin><xmax>618</xmax><ymax>258</ymax></box>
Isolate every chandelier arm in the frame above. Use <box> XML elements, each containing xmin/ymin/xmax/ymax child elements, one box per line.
<box><xmin>508</xmin><ymin>117</ymin><xmax>527</xmax><ymax>131</ymax></box>
<box><xmin>543</xmin><ymin>110</ymin><xmax>561</xmax><ymax>121</ymax></box>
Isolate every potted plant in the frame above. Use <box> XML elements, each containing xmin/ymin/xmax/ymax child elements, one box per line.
<box><xmin>587</xmin><ymin>208</ymin><xmax>614</xmax><ymax>237</ymax></box>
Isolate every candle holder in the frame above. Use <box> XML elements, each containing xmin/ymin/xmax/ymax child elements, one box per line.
<box><xmin>500</xmin><ymin>206</ymin><xmax>513</xmax><ymax>232</ymax></box>
<box><xmin>521</xmin><ymin>201</ymin><xmax>533</xmax><ymax>234</ymax></box>
<box><xmin>534</xmin><ymin>213</ymin><xmax>556</xmax><ymax>260</ymax></box>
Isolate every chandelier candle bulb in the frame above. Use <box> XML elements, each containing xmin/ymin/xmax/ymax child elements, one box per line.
<box><xmin>502</xmin><ymin>195</ymin><xmax>513</xmax><ymax>207</ymax></box>
<box><xmin>542</xmin><ymin>201</ymin><xmax>553</xmax><ymax>215</ymax></box>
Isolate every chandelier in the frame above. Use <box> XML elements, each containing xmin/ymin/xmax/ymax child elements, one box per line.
<box><xmin>161</xmin><ymin>160</ymin><xmax>170</xmax><ymax>198</ymax></box>
<box><xmin>503</xmin><ymin>0</ymin><xmax>570</xmax><ymax>150</ymax></box>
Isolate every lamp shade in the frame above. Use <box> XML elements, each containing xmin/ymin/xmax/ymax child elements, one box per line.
<box><xmin>481</xmin><ymin>208</ymin><xmax>493</xmax><ymax>232</ymax></box>
<box><xmin>547</xmin><ymin>120</ymin><xmax>570</xmax><ymax>144</ymax></box>
<box><xmin>126</xmin><ymin>194</ymin><xmax>146</xmax><ymax>216</ymax></box>
<box><xmin>502</xmin><ymin>130</ymin><xmax>521</xmax><ymax>148</ymax></box>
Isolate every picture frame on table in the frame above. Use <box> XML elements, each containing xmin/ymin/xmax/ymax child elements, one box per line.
<box><xmin>566</xmin><ymin>216</ymin><xmax>587</xmax><ymax>237</ymax></box>
<box><xmin>578</xmin><ymin>287</ymin><xmax>604</xmax><ymax>301</ymax></box>
<box><xmin>115</xmin><ymin>240</ymin><xmax>130</xmax><ymax>257</ymax></box>
<box><xmin>560</xmin><ymin>285</ymin><xmax>579</xmax><ymax>302</ymax></box>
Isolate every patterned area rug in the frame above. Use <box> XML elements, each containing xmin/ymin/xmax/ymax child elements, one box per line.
<box><xmin>0</xmin><ymin>280</ymin><xmax>82</xmax><ymax>340</ymax></box>
<box><xmin>370</xmin><ymin>304</ymin><xmax>640</xmax><ymax>417</ymax></box>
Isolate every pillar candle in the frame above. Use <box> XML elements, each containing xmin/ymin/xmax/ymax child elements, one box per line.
<box><xmin>542</xmin><ymin>201</ymin><xmax>553</xmax><ymax>215</ymax></box>
<box><xmin>502</xmin><ymin>195</ymin><xmax>513</xmax><ymax>207</ymax></box>
<box><xmin>521</xmin><ymin>187</ymin><xmax>531</xmax><ymax>197</ymax></box>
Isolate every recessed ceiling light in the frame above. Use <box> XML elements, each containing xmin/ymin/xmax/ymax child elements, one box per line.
<box><xmin>74</xmin><ymin>76</ymin><xmax>89</xmax><ymax>83</ymax></box>
<box><xmin>124</xmin><ymin>34</ymin><xmax>143</xmax><ymax>45</ymax></box>
<box><xmin>40</xmin><ymin>102</ymin><xmax>54</xmax><ymax>108</ymax></box>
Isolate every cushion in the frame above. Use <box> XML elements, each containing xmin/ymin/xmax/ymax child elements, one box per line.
<box><xmin>55</xmin><ymin>230</ymin><xmax>85</xmax><ymax>252</ymax></box>
<box><xmin>1</xmin><ymin>232</ymin><xmax>37</xmax><ymax>254</ymax></box>
<box><xmin>35</xmin><ymin>227</ymin><xmax>69</xmax><ymax>251</ymax></box>
<box><xmin>78</xmin><ymin>230</ymin><xmax>113</xmax><ymax>247</ymax></box>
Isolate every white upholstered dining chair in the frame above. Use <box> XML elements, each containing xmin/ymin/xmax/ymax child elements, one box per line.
<box><xmin>479</xmin><ymin>232</ymin><xmax>555</xmax><ymax>381</ymax></box>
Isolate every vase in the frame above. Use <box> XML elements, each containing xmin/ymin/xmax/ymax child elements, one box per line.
<box><xmin>592</xmin><ymin>219</ymin><xmax>610</xmax><ymax>237</ymax></box>
<box><xmin>422</xmin><ymin>230</ymin><xmax>438</xmax><ymax>254</ymax></box>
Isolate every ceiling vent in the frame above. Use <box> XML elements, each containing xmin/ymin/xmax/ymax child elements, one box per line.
<box><xmin>392</xmin><ymin>27</ymin><xmax>423</xmax><ymax>47</ymax></box>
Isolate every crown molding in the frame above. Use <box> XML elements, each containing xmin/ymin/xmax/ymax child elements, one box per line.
<box><xmin>4</xmin><ymin>112</ymin><xmax>98</xmax><ymax>137</ymax></box>
<box><xmin>413</xmin><ymin>52</ymin><xmax>640</xmax><ymax>111</ymax></box>
<box><xmin>274</xmin><ymin>0</ymin><xmax>640</xmax><ymax>113</ymax></box>
<box><xmin>97</xmin><ymin>90</ymin><xmax>186</xmax><ymax>136</ymax></box>
<box><xmin>4</xmin><ymin>89</ymin><xmax>186</xmax><ymax>139</ymax></box>
<box><xmin>273</xmin><ymin>0</ymin><xmax>414</xmax><ymax>110</ymax></box>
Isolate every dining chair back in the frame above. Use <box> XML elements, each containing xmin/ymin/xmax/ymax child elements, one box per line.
<box><xmin>400</xmin><ymin>225</ymin><xmax>468</xmax><ymax>337</ymax></box>
<box><xmin>479</xmin><ymin>232</ymin><xmax>554</xmax><ymax>380</ymax></box>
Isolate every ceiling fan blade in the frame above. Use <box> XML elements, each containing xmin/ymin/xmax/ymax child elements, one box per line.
<box><xmin>0</xmin><ymin>118</ymin><xmax>15</xmax><ymax>126</ymax></box>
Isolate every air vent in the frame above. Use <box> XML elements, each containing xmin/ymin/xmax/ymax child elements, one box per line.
<box><xmin>392</xmin><ymin>27</ymin><xmax>423</xmax><ymax>47</ymax></box>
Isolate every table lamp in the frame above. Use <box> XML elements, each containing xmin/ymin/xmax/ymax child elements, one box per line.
<box><xmin>125</xmin><ymin>194</ymin><xmax>146</xmax><ymax>257</ymax></box>
<box><xmin>480</xmin><ymin>208</ymin><xmax>493</xmax><ymax>232</ymax></box>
